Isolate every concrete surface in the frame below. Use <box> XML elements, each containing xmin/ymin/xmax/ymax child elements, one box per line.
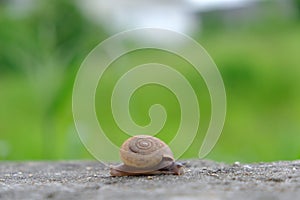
<box><xmin>0</xmin><ymin>160</ymin><xmax>299</xmax><ymax>200</ymax></box>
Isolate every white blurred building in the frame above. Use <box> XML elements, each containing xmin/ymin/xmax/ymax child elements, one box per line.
<box><xmin>77</xmin><ymin>0</ymin><xmax>198</xmax><ymax>34</ymax></box>
<box><xmin>76</xmin><ymin>0</ymin><xmax>297</xmax><ymax>35</ymax></box>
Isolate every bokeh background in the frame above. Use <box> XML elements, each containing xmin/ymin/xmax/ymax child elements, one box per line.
<box><xmin>0</xmin><ymin>0</ymin><xmax>299</xmax><ymax>163</ymax></box>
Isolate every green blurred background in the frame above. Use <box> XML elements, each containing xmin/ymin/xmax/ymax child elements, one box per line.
<box><xmin>0</xmin><ymin>0</ymin><xmax>299</xmax><ymax>162</ymax></box>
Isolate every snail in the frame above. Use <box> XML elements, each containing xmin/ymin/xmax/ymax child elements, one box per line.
<box><xmin>110</xmin><ymin>135</ymin><xmax>184</xmax><ymax>176</ymax></box>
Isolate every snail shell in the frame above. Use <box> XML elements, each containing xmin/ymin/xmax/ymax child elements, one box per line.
<box><xmin>110</xmin><ymin>135</ymin><xmax>184</xmax><ymax>176</ymax></box>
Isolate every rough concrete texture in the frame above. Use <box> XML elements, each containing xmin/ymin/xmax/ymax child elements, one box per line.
<box><xmin>0</xmin><ymin>160</ymin><xmax>299</xmax><ymax>200</ymax></box>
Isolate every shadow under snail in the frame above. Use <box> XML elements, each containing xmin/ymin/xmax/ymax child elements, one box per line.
<box><xmin>110</xmin><ymin>135</ymin><xmax>184</xmax><ymax>176</ymax></box>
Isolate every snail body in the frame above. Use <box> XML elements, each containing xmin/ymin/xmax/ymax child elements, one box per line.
<box><xmin>110</xmin><ymin>135</ymin><xmax>184</xmax><ymax>176</ymax></box>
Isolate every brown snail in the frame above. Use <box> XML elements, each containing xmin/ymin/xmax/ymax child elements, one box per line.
<box><xmin>110</xmin><ymin>135</ymin><xmax>184</xmax><ymax>176</ymax></box>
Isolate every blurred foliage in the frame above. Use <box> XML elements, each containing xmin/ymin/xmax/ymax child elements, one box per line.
<box><xmin>0</xmin><ymin>0</ymin><xmax>299</xmax><ymax>162</ymax></box>
<box><xmin>295</xmin><ymin>0</ymin><xmax>300</xmax><ymax>15</ymax></box>
<box><xmin>199</xmin><ymin>26</ymin><xmax>300</xmax><ymax>162</ymax></box>
<box><xmin>0</xmin><ymin>0</ymin><xmax>107</xmax><ymax>159</ymax></box>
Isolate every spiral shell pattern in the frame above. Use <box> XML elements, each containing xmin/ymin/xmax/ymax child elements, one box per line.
<box><xmin>120</xmin><ymin>135</ymin><xmax>173</xmax><ymax>169</ymax></box>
